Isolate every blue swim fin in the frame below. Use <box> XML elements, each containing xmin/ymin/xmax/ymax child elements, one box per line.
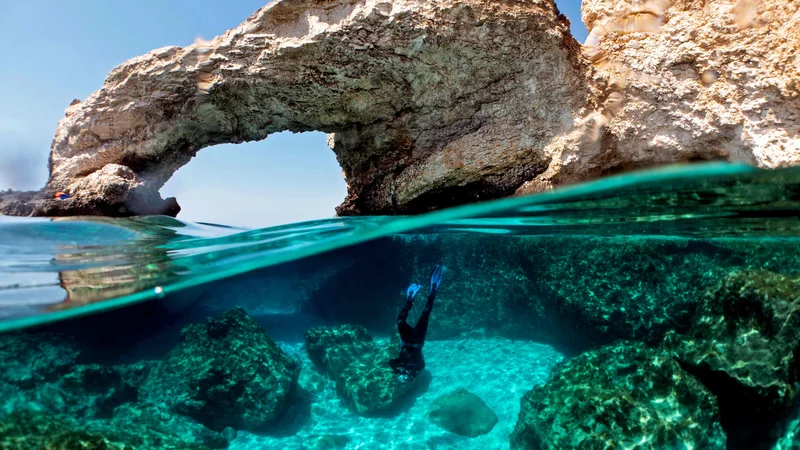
<box><xmin>407</xmin><ymin>283</ymin><xmax>422</xmax><ymax>299</ymax></box>
<box><xmin>430</xmin><ymin>264</ymin><xmax>445</xmax><ymax>291</ymax></box>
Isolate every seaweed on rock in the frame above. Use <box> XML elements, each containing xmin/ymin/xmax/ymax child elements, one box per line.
<box><xmin>304</xmin><ymin>324</ymin><xmax>375</xmax><ymax>381</ymax></box>
<box><xmin>510</xmin><ymin>341</ymin><xmax>726</xmax><ymax>450</ymax></box>
<box><xmin>141</xmin><ymin>307</ymin><xmax>300</xmax><ymax>432</ymax></box>
<box><xmin>304</xmin><ymin>324</ymin><xmax>425</xmax><ymax>416</ymax></box>
<box><xmin>0</xmin><ymin>410</ymin><xmax>228</xmax><ymax>449</ymax></box>
<box><xmin>666</xmin><ymin>270</ymin><xmax>800</xmax><ymax>449</ymax></box>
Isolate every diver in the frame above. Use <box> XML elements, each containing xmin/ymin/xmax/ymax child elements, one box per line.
<box><xmin>390</xmin><ymin>264</ymin><xmax>445</xmax><ymax>382</ymax></box>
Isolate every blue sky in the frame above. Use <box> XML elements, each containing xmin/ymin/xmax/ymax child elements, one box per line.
<box><xmin>0</xmin><ymin>1</ymin><xmax>586</xmax><ymax>227</ymax></box>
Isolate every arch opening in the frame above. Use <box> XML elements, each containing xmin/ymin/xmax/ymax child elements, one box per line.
<box><xmin>160</xmin><ymin>131</ymin><xmax>347</xmax><ymax>228</ymax></box>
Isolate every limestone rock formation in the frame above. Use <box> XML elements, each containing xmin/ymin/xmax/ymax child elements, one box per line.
<box><xmin>304</xmin><ymin>324</ymin><xmax>375</xmax><ymax>380</ymax></box>
<box><xmin>38</xmin><ymin>0</ymin><xmax>593</xmax><ymax>217</ymax></box>
<box><xmin>0</xmin><ymin>410</ymin><xmax>229</xmax><ymax>449</ymax></box>
<box><xmin>539</xmin><ymin>0</ymin><xmax>800</xmax><ymax>189</ymax></box>
<box><xmin>334</xmin><ymin>342</ymin><xmax>419</xmax><ymax>415</ymax></box>
<box><xmin>0</xmin><ymin>332</ymin><xmax>80</xmax><ymax>389</ymax></box>
<box><xmin>510</xmin><ymin>340</ymin><xmax>726</xmax><ymax>450</ymax></box>
<box><xmin>141</xmin><ymin>307</ymin><xmax>300</xmax><ymax>432</ymax></box>
<box><xmin>665</xmin><ymin>270</ymin><xmax>800</xmax><ymax>449</ymax></box>
<box><xmin>3</xmin><ymin>0</ymin><xmax>799</xmax><ymax>218</ymax></box>
<box><xmin>0</xmin><ymin>331</ymin><xmax>229</xmax><ymax>449</ymax></box>
<box><xmin>427</xmin><ymin>388</ymin><xmax>498</xmax><ymax>437</ymax></box>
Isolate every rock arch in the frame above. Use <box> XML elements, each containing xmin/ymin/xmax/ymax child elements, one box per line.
<box><xmin>5</xmin><ymin>0</ymin><xmax>800</xmax><ymax>218</ymax></box>
<box><xmin>46</xmin><ymin>0</ymin><xmax>594</xmax><ymax>216</ymax></box>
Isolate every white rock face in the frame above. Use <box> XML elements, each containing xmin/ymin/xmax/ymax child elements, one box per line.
<box><xmin>45</xmin><ymin>0</ymin><xmax>593</xmax><ymax>216</ymax></box>
<box><xmin>542</xmin><ymin>0</ymin><xmax>799</xmax><ymax>187</ymax></box>
<box><xmin>14</xmin><ymin>0</ymin><xmax>800</xmax><ymax>217</ymax></box>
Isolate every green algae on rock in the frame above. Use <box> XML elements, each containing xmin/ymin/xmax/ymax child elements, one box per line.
<box><xmin>141</xmin><ymin>307</ymin><xmax>300</xmax><ymax>432</ymax></box>
<box><xmin>51</xmin><ymin>362</ymin><xmax>150</xmax><ymax>419</ymax></box>
<box><xmin>304</xmin><ymin>324</ymin><xmax>376</xmax><ymax>381</ymax></box>
<box><xmin>666</xmin><ymin>270</ymin><xmax>800</xmax><ymax>449</ymax></box>
<box><xmin>0</xmin><ymin>332</ymin><xmax>80</xmax><ymax>389</ymax></box>
<box><xmin>427</xmin><ymin>388</ymin><xmax>498</xmax><ymax>437</ymax></box>
<box><xmin>510</xmin><ymin>341</ymin><xmax>725</xmax><ymax>450</ymax></box>
<box><xmin>0</xmin><ymin>410</ymin><xmax>228</xmax><ymax>450</ymax></box>
<box><xmin>0</xmin><ymin>331</ymin><xmax>152</xmax><ymax>421</ymax></box>
<box><xmin>110</xmin><ymin>403</ymin><xmax>230</xmax><ymax>449</ymax></box>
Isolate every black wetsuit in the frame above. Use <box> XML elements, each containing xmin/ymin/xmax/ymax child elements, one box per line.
<box><xmin>389</xmin><ymin>285</ymin><xmax>438</xmax><ymax>379</ymax></box>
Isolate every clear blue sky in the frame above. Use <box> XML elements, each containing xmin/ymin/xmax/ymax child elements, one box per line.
<box><xmin>0</xmin><ymin>0</ymin><xmax>587</xmax><ymax>227</ymax></box>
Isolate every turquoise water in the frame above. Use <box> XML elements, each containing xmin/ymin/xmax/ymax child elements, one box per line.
<box><xmin>1</xmin><ymin>163</ymin><xmax>800</xmax><ymax>449</ymax></box>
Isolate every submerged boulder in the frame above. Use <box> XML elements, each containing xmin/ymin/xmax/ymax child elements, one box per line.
<box><xmin>304</xmin><ymin>324</ymin><xmax>419</xmax><ymax>416</ymax></box>
<box><xmin>666</xmin><ymin>270</ymin><xmax>800</xmax><ymax>449</ymax></box>
<box><xmin>304</xmin><ymin>324</ymin><xmax>376</xmax><ymax>380</ymax></box>
<box><xmin>335</xmin><ymin>342</ymin><xmax>418</xmax><ymax>416</ymax></box>
<box><xmin>111</xmin><ymin>403</ymin><xmax>230</xmax><ymax>448</ymax></box>
<box><xmin>141</xmin><ymin>307</ymin><xmax>300</xmax><ymax>432</ymax></box>
<box><xmin>510</xmin><ymin>341</ymin><xmax>725</xmax><ymax>450</ymax></box>
<box><xmin>0</xmin><ymin>332</ymin><xmax>79</xmax><ymax>389</ymax></box>
<box><xmin>0</xmin><ymin>410</ymin><xmax>228</xmax><ymax>449</ymax></box>
<box><xmin>427</xmin><ymin>388</ymin><xmax>497</xmax><ymax>437</ymax></box>
<box><xmin>49</xmin><ymin>362</ymin><xmax>151</xmax><ymax>419</ymax></box>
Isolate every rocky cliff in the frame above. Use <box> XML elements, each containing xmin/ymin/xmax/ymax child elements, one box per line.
<box><xmin>2</xmin><ymin>0</ymin><xmax>798</xmax><ymax>217</ymax></box>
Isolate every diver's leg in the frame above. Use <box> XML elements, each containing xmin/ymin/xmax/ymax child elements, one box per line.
<box><xmin>412</xmin><ymin>288</ymin><xmax>437</xmax><ymax>342</ymax></box>
<box><xmin>412</xmin><ymin>265</ymin><xmax>444</xmax><ymax>342</ymax></box>
<box><xmin>397</xmin><ymin>284</ymin><xmax>421</xmax><ymax>341</ymax></box>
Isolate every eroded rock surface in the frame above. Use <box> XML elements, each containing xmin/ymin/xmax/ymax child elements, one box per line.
<box><xmin>38</xmin><ymin>0</ymin><xmax>592</xmax><ymax>217</ymax></box>
<box><xmin>334</xmin><ymin>341</ymin><xmax>420</xmax><ymax>416</ymax></box>
<box><xmin>536</xmin><ymin>0</ymin><xmax>800</xmax><ymax>189</ymax></box>
<box><xmin>141</xmin><ymin>307</ymin><xmax>300</xmax><ymax>432</ymax></box>
<box><xmin>427</xmin><ymin>388</ymin><xmax>498</xmax><ymax>437</ymax></box>
<box><xmin>304</xmin><ymin>324</ymin><xmax>375</xmax><ymax>380</ymax></box>
<box><xmin>510</xmin><ymin>341</ymin><xmax>726</xmax><ymax>450</ymax></box>
<box><xmin>666</xmin><ymin>270</ymin><xmax>800</xmax><ymax>449</ymax></box>
<box><xmin>6</xmin><ymin>0</ymin><xmax>799</xmax><ymax>221</ymax></box>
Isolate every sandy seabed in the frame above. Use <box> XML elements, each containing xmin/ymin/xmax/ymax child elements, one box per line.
<box><xmin>233</xmin><ymin>339</ymin><xmax>563</xmax><ymax>450</ymax></box>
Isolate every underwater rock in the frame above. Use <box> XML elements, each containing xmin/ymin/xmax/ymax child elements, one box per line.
<box><xmin>304</xmin><ymin>324</ymin><xmax>376</xmax><ymax>380</ymax></box>
<box><xmin>776</xmin><ymin>402</ymin><xmax>800</xmax><ymax>450</ymax></box>
<box><xmin>111</xmin><ymin>403</ymin><xmax>230</xmax><ymax>448</ymax></box>
<box><xmin>510</xmin><ymin>341</ymin><xmax>725</xmax><ymax>450</ymax></box>
<box><xmin>301</xmin><ymin>234</ymin><xmax>767</xmax><ymax>355</ymax></box>
<box><xmin>0</xmin><ymin>332</ymin><xmax>79</xmax><ymax>389</ymax></box>
<box><xmin>665</xmin><ymin>270</ymin><xmax>800</xmax><ymax>449</ymax></box>
<box><xmin>0</xmin><ymin>410</ymin><xmax>228</xmax><ymax>449</ymax></box>
<box><xmin>298</xmin><ymin>367</ymin><xmax>327</xmax><ymax>396</ymax></box>
<box><xmin>0</xmin><ymin>333</ymin><xmax>155</xmax><ymax>421</ymax></box>
<box><xmin>335</xmin><ymin>342</ymin><xmax>417</xmax><ymax>416</ymax></box>
<box><xmin>308</xmin><ymin>434</ymin><xmax>351</xmax><ymax>450</ymax></box>
<box><xmin>141</xmin><ymin>307</ymin><xmax>300</xmax><ymax>432</ymax></box>
<box><xmin>427</xmin><ymin>388</ymin><xmax>498</xmax><ymax>437</ymax></box>
<box><xmin>48</xmin><ymin>362</ymin><xmax>150</xmax><ymax>419</ymax></box>
<box><xmin>37</xmin><ymin>0</ymin><xmax>591</xmax><ymax>218</ymax></box>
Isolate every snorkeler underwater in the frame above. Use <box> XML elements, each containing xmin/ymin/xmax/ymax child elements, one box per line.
<box><xmin>390</xmin><ymin>265</ymin><xmax>446</xmax><ymax>383</ymax></box>
<box><xmin>1</xmin><ymin>0</ymin><xmax>800</xmax><ymax>449</ymax></box>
